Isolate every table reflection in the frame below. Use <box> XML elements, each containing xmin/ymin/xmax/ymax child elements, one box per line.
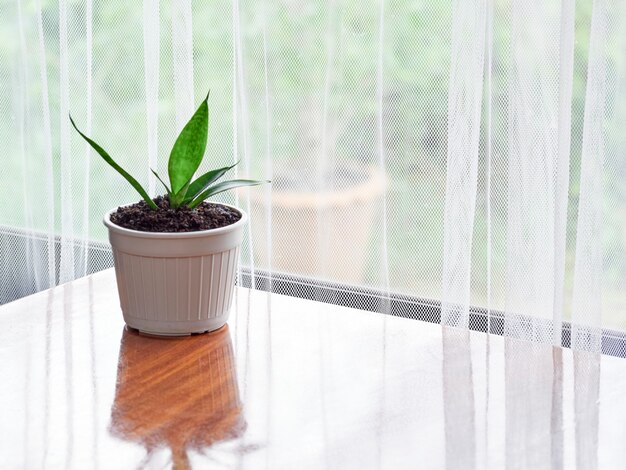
<box><xmin>442</xmin><ymin>327</ymin><xmax>476</xmax><ymax>470</ymax></box>
<box><xmin>504</xmin><ymin>339</ymin><xmax>562</xmax><ymax>470</ymax></box>
<box><xmin>109</xmin><ymin>325</ymin><xmax>245</xmax><ymax>469</ymax></box>
<box><xmin>574</xmin><ymin>350</ymin><xmax>600</xmax><ymax>470</ymax></box>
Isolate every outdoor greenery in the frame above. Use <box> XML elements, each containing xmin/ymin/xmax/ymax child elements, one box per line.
<box><xmin>0</xmin><ymin>1</ymin><xmax>624</xmax><ymax>327</ymax></box>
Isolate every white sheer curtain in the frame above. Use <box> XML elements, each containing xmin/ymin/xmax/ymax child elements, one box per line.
<box><xmin>1</xmin><ymin>0</ymin><xmax>625</xmax><ymax>351</ymax></box>
<box><xmin>441</xmin><ymin>0</ymin><xmax>625</xmax><ymax>352</ymax></box>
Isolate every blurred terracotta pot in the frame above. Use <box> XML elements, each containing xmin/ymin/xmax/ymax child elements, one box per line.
<box><xmin>250</xmin><ymin>164</ymin><xmax>386</xmax><ymax>284</ymax></box>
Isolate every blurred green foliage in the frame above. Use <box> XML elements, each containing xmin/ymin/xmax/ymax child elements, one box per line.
<box><xmin>0</xmin><ymin>0</ymin><xmax>624</xmax><ymax>326</ymax></box>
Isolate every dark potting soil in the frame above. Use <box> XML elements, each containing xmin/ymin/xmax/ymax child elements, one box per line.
<box><xmin>110</xmin><ymin>196</ymin><xmax>241</xmax><ymax>233</ymax></box>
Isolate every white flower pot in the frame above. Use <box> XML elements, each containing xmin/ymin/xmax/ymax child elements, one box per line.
<box><xmin>103</xmin><ymin>204</ymin><xmax>246</xmax><ymax>336</ymax></box>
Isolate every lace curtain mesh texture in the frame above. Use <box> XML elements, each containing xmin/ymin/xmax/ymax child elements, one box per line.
<box><xmin>0</xmin><ymin>0</ymin><xmax>625</xmax><ymax>351</ymax></box>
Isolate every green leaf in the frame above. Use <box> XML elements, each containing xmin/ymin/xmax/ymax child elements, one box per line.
<box><xmin>182</xmin><ymin>161</ymin><xmax>239</xmax><ymax>204</ymax></box>
<box><xmin>70</xmin><ymin>115</ymin><xmax>158</xmax><ymax>210</ymax></box>
<box><xmin>168</xmin><ymin>93</ymin><xmax>209</xmax><ymax>197</ymax></box>
<box><xmin>151</xmin><ymin>168</ymin><xmax>171</xmax><ymax>196</ymax></box>
<box><xmin>188</xmin><ymin>179</ymin><xmax>270</xmax><ymax>209</ymax></box>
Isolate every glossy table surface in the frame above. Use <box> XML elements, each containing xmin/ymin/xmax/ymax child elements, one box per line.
<box><xmin>1</xmin><ymin>269</ymin><xmax>626</xmax><ymax>469</ymax></box>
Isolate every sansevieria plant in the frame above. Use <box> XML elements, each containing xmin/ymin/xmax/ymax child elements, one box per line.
<box><xmin>70</xmin><ymin>92</ymin><xmax>267</xmax><ymax>336</ymax></box>
<box><xmin>70</xmin><ymin>92</ymin><xmax>267</xmax><ymax>211</ymax></box>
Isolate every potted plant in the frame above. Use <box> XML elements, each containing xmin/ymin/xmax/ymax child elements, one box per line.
<box><xmin>71</xmin><ymin>93</ymin><xmax>268</xmax><ymax>335</ymax></box>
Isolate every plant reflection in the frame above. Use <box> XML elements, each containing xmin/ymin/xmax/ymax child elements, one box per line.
<box><xmin>109</xmin><ymin>325</ymin><xmax>245</xmax><ymax>469</ymax></box>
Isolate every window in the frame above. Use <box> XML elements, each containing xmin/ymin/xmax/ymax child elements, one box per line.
<box><xmin>1</xmin><ymin>1</ymin><xmax>624</xmax><ymax>342</ymax></box>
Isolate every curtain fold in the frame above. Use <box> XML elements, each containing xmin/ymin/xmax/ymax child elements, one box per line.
<box><xmin>571</xmin><ymin>0</ymin><xmax>608</xmax><ymax>353</ymax></box>
<box><xmin>35</xmin><ymin>0</ymin><xmax>57</xmax><ymax>293</ymax></box>
<box><xmin>504</xmin><ymin>0</ymin><xmax>564</xmax><ymax>344</ymax></box>
<box><xmin>440</xmin><ymin>0</ymin><xmax>486</xmax><ymax>329</ymax></box>
<box><xmin>143</xmin><ymin>0</ymin><xmax>160</xmax><ymax>197</ymax></box>
<box><xmin>58</xmin><ymin>0</ymin><xmax>75</xmax><ymax>284</ymax></box>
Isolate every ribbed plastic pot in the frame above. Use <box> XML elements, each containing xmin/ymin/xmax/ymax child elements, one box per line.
<box><xmin>103</xmin><ymin>204</ymin><xmax>246</xmax><ymax>336</ymax></box>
